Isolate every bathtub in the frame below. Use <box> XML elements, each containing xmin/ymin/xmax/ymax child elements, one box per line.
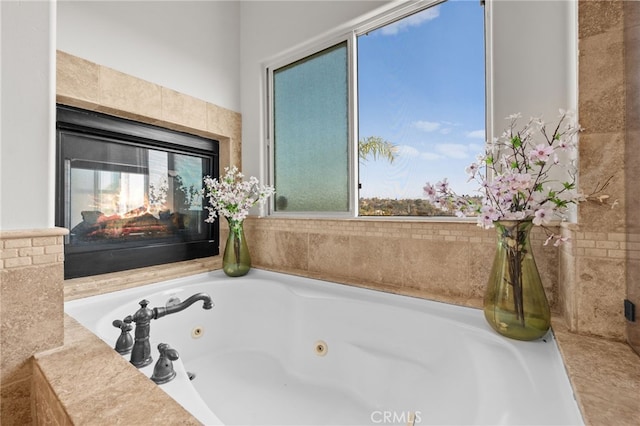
<box><xmin>65</xmin><ymin>269</ymin><xmax>583</xmax><ymax>426</ymax></box>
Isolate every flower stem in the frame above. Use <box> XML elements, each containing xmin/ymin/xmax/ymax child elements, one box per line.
<box><xmin>503</xmin><ymin>223</ymin><xmax>527</xmax><ymax>326</ymax></box>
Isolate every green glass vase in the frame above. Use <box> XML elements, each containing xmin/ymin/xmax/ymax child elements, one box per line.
<box><xmin>223</xmin><ymin>218</ymin><xmax>251</xmax><ymax>277</ymax></box>
<box><xmin>483</xmin><ymin>220</ymin><xmax>551</xmax><ymax>341</ymax></box>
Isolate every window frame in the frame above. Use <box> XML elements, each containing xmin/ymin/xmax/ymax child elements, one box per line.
<box><xmin>264</xmin><ymin>0</ymin><xmax>490</xmax><ymax>220</ymax></box>
<box><xmin>266</xmin><ymin>35</ymin><xmax>357</xmax><ymax>217</ymax></box>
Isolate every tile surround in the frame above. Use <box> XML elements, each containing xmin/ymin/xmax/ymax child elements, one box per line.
<box><xmin>0</xmin><ymin>228</ymin><xmax>67</xmax><ymax>425</ymax></box>
<box><xmin>56</xmin><ymin>50</ymin><xmax>242</xmax><ymax>172</ymax></box>
<box><xmin>243</xmin><ymin>217</ymin><xmax>560</xmax><ymax>310</ymax></box>
<box><xmin>624</xmin><ymin>0</ymin><xmax>640</xmax><ymax>355</ymax></box>
<box><xmin>572</xmin><ymin>0</ymin><xmax>631</xmax><ymax>343</ymax></box>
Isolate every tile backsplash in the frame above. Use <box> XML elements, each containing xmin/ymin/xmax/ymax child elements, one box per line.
<box><xmin>0</xmin><ymin>228</ymin><xmax>66</xmax><ymax>425</ymax></box>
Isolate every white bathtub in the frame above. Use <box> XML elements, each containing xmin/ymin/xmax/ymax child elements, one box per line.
<box><xmin>65</xmin><ymin>269</ymin><xmax>583</xmax><ymax>426</ymax></box>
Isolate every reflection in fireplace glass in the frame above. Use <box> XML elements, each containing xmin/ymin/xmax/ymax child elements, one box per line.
<box><xmin>67</xmin><ymin>148</ymin><xmax>205</xmax><ymax>244</ymax></box>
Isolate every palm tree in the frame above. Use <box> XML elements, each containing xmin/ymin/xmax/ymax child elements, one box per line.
<box><xmin>358</xmin><ymin>136</ymin><xmax>398</xmax><ymax>164</ymax></box>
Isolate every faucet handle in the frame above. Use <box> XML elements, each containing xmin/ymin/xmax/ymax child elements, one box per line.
<box><xmin>112</xmin><ymin>318</ymin><xmax>134</xmax><ymax>354</ymax></box>
<box><xmin>112</xmin><ymin>318</ymin><xmax>133</xmax><ymax>331</ymax></box>
<box><xmin>151</xmin><ymin>343</ymin><xmax>180</xmax><ymax>384</ymax></box>
<box><xmin>158</xmin><ymin>343</ymin><xmax>180</xmax><ymax>361</ymax></box>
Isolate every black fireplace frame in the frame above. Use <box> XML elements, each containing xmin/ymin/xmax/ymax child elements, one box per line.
<box><xmin>55</xmin><ymin>105</ymin><xmax>219</xmax><ymax>279</ymax></box>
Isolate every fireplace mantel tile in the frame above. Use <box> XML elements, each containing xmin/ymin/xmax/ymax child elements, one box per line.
<box><xmin>99</xmin><ymin>66</ymin><xmax>163</xmax><ymax>120</ymax></box>
<box><xmin>56</xmin><ymin>51</ymin><xmax>100</xmax><ymax>107</ymax></box>
<box><xmin>161</xmin><ymin>87</ymin><xmax>208</xmax><ymax>132</ymax></box>
<box><xmin>56</xmin><ymin>50</ymin><xmax>242</xmax><ymax>172</ymax></box>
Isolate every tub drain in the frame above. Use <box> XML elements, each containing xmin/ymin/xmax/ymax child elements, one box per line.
<box><xmin>187</xmin><ymin>371</ymin><xmax>196</xmax><ymax>381</ymax></box>
<box><xmin>314</xmin><ymin>340</ymin><xmax>328</xmax><ymax>356</ymax></box>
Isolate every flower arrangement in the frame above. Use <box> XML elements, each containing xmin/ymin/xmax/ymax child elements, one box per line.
<box><xmin>423</xmin><ymin>110</ymin><xmax>582</xmax><ymax>246</ymax></box>
<box><xmin>203</xmin><ymin>166</ymin><xmax>275</xmax><ymax>227</ymax></box>
<box><xmin>203</xmin><ymin>166</ymin><xmax>275</xmax><ymax>277</ymax></box>
<box><xmin>423</xmin><ymin>110</ymin><xmax>616</xmax><ymax>340</ymax></box>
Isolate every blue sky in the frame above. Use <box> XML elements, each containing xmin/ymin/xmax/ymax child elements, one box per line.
<box><xmin>358</xmin><ymin>0</ymin><xmax>485</xmax><ymax>199</ymax></box>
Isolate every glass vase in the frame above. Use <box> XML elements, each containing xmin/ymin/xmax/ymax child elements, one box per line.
<box><xmin>483</xmin><ymin>220</ymin><xmax>551</xmax><ymax>341</ymax></box>
<box><xmin>223</xmin><ymin>218</ymin><xmax>251</xmax><ymax>277</ymax></box>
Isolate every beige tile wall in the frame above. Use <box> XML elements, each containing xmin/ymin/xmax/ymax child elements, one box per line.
<box><xmin>559</xmin><ymin>0</ymin><xmax>630</xmax><ymax>342</ymax></box>
<box><xmin>242</xmin><ymin>217</ymin><xmax>561</xmax><ymax>310</ymax></box>
<box><xmin>0</xmin><ymin>228</ymin><xmax>67</xmax><ymax>425</ymax></box>
<box><xmin>625</xmin><ymin>0</ymin><xmax>640</xmax><ymax>355</ymax></box>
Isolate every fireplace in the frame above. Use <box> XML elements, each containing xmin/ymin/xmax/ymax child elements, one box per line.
<box><xmin>56</xmin><ymin>105</ymin><xmax>219</xmax><ymax>279</ymax></box>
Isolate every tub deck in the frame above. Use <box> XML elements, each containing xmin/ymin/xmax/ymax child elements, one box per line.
<box><xmin>32</xmin><ymin>269</ymin><xmax>640</xmax><ymax>425</ymax></box>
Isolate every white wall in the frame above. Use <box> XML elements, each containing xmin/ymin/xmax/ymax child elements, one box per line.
<box><xmin>1</xmin><ymin>0</ymin><xmax>56</xmax><ymax>230</ymax></box>
<box><xmin>489</xmin><ymin>0</ymin><xmax>578</xmax><ymax>219</ymax></box>
<box><xmin>489</xmin><ymin>0</ymin><xmax>577</xmax><ymax>136</ymax></box>
<box><xmin>57</xmin><ymin>0</ymin><xmax>241</xmax><ymax>111</ymax></box>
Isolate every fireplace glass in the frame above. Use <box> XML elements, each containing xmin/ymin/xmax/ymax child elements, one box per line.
<box><xmin>56</xmin><ymin>106</ymin><xmax>219</xmax><ymax>278</ymax></box>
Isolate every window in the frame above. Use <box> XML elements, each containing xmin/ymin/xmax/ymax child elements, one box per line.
<box><xmin>267</xmin><ymin>0</ymin><xmax>485</xmax><ymax>217</ymax></box>
<box><xmin>271</xmin><ymin>43</ymin><xmax>350</xmax><ymax>213</ymax></box>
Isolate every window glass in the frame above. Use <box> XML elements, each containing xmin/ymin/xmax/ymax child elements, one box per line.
<box><xmin>358</xmin><ymin>1</ymin><xmax>485</xmax><ymax>216</ymax></box>
<box><xmin>273</xmin><ymin>42</ymin><xmax>349</xmax><ymax>212</ymax></box>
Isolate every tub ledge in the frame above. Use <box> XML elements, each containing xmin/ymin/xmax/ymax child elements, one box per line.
<box><xmin>552</xmin><ymin>318</ymin><xmax>640</xmax><ymax>426</ymax></box>
<box><xmin>32</xmin><ymin>314</ymin><xmax>201</xmax><ymax>425</ymax></box>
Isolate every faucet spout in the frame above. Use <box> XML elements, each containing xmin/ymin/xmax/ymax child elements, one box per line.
<box><xmin>153</xmin><ymin>292</ymin><xmax>214</xmax><ymax>319</ymax></box>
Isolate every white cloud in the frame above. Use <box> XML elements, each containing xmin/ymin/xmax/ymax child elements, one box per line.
<box><xmin>468</xmin><ymin>142</ymin><xmax>485</xmax><ymax>153</ymax></box>
<box><xmin>413</xmin><ymin>120</ymin><xmax>441</xmax><ymax>132</ymax></box>
<box><xmin>397</xmin><ymin>145</ymin><xmax>442</xmax><ymax>161</ymax></box>
<box><xmin>396</xmin><ymin>145</ymin><xmax>420</xmax><ymax>158</ymax></box>
<box><xmin>466</xmin><ymin>129</ymin><xmax>486</xmax><ymax>139</ymax></box>
<box><xmin>420</xmin><ymin>152</ymin><xmax>443</xmax><ymax>160</ymax></box>
<box><xmin>380</xmin><ymin>6</ymin><xmax>440</xmax><ymax>36</ymax></box>
<box><xmin>435</xmin><ymin>143</ymin><xmax>472</xmax><ymax>159</ymax></box>
<box><xmin>398</xmin><ymin>142</ymin><xmax>483</xmax><ymax>162</ymax></box>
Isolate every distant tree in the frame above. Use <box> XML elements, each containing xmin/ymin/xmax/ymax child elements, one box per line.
<box><xmin>359</xmin><ymin>197</ymin><xmax>453</xmax><ymax>217</ymax></box>
<box><xmin>358</xmin><ymin>136</ymin><xmax>398</xmax><ymax>164</ymax></box>
<box><xmin>357</xmin><ymin>136</ymin><xmax>482</xmax><ymax>216</ymax></box>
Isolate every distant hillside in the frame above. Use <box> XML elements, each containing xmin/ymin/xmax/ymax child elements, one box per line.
<box><xmin>359</xmin><ymin>198</ymin><xmax>452</xmax><ymax>216</ymax></box>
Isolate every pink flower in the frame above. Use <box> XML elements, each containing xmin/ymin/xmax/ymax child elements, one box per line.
<box><xmin>478</xmin><ymin>212</ymin><xmax>496</xmax><ymax>229</ymax></box>
<box><xmin>465</xmin><ymin>162</ymin><xmax>479</xmax><ymax>179</ymax></box>
<box><xmin>528</xmin><ymin>144</ymin><xmax>554</xmax><ymax>163</ymax></box>
<box><xmin>533</xmin><ymin>208</ymin><xmax>552</xmax><ymax>226</ymax></box>
<box><xmin>423</xmin><ymin>183</ymin><xmax>436</xmax><ymax>200</ymax></box>
<box><xmin>544</xmin><ymin>234</ymin><xmax>571</xmax><ymax>246</ymax></box>
<box><xmin>436</xmin><ymin>178</ymin><xmax>449</xmax><ymax>193</ymax></box>
<box><xmin>514</xmin><ymin>173</ymin><xmax>532</xmax><ymax>186</ymax></box>
<box><xmin>481</xmin><ymin>205</ymin><xmax>500</xmax><ymax>222</ymax></box>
